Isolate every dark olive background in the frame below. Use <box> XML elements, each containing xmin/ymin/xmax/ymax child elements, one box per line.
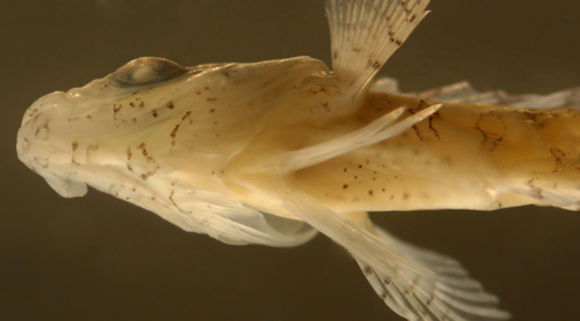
<box><xmin>2</xmin><ymin>1</ymin><xmax>579</xmax><ymax>320</ymax></box>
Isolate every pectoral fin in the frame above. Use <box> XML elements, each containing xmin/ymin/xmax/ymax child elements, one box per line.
<box><xmin>283</xmin><ymin>190</ymin><xmax>510</xmax><ymax>321</ymax></box>
<box><xmin>326</xmin><ymin>0</ymin><xmax>430</xmax><ymax>98</ymax></box>
<box><xmin>282</xmin><ymin>103</ymin><xmax>441</xmax><ymax>172</ymax></box>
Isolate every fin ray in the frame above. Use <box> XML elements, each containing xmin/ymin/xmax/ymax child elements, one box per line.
<box><xmin>282</xmin><ymin>103</ymin><xmax>441</xmax><ymax>172</ymax></box>
<box><xmin>326</xmin><ymin>0</ymin><xmax>430</xmax><ymax>98</ymax></box>
<box><xmin>281</xmin><ymin>190</ymin><xmax>510</xmax><ymax>321</ymax></box>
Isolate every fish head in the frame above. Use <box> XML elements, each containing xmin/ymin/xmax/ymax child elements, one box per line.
<box><xmin>15</xmin><ymin>57</ymin><xmax>214</xmax><ymax>197</ymax></box>
<box><xmin>16</xmin><ymin>55</ymin><xmax>329</xmax><ymax>199</ymax></box>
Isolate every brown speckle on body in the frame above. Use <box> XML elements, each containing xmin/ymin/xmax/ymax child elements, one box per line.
<box><xmin>476</xmin><ymin>113</ymin><xmax>505</xmax><ymax>152</ymax></box>
<box><xmin>363</xmin><ymin>265</ymin><xmax>372</xmax><ymax>277</ymax></box>
<box><xmin>527</xmin><ymin>178</ymin><xmax>544</xmax><ymax>200</ymax></box>
<box><xmin>71</xmin><ymin>141</ymin><xmax>80</xmax><ymax>165</ymax></box>
<box><xmin>135</xmin><ymin>142</ymin><xmax>160</xmax><ymax>180</ymax></box>
<box><xmin>126</xmin><ymin>146</ymin><xmax>132</xmax><ymax>161</ymax></box>
<box><xmin>113</xmin><ymin>104</ymin><xmax>123</xmax><ymax>117</ymax></box>
<box><xmin>550</xmin><ymin>147</ymin><xmax>566</xmax><ymax>171</ymax></box>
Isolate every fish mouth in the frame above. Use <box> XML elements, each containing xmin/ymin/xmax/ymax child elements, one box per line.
<box><xmin>16</xmin><ymin>90</ymin><xmax>89</xmax><ymax>198</ymax></box>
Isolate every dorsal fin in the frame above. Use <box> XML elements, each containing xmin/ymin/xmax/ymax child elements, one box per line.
<box><xmin>326</xmin><ymin>0</ymin><xmax>430</xmax><ymax>98</ymax></box>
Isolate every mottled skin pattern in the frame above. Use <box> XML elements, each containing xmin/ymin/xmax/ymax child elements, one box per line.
<box><xmin>293</xmin><ymin>92</ymin><xmax>580</xmax><ymax>214</ymax></box>
<box><xmin>16</xmin><ymin>54</ymin><xmax>580</xmax><ymax>321</ymax></box>
<box><xmin>15</xmin><ymin>0</ymin><xmax>580</xmax><ymax>320</ymax></box>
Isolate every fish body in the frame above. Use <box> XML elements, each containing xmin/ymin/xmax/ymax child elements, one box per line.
<box><xmin>16</xmin><ymin>0</ymin><xmax>580</xmax><ymax>320</ymax></box>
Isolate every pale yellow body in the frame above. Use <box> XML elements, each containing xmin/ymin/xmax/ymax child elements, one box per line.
<box><xmin>293</xmin><ymin>92</ymin><xmax>580</xmax><ymax>214</ymax></box>
<box><xmin>16</xmin><ymin>1</ymin><xmax>580</xmax><ymax>320</ymax></box>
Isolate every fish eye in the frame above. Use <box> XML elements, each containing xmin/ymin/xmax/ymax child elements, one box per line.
<box><xmin>111</xmin><ymin>57</ymin><xmax>188</xmax><ymax>87</ymax></box>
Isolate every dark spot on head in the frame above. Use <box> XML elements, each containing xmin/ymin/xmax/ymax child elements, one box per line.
<box><xmin>181</xmin><ymin>111</ymin><xmax>192</xmax><ymax>121</ymax></box>
<box><xmin>358</xmin><ymin>164</ymin><xmax>363</xmax><ymax>169</ymax></box>
<box><xmin>152</xmin><ymin>109</ymin><xmax>158</xmax><ymax>117</ymax></box>
<box><xmin>342</xmin><ymin>184</ymin><xmax>348</xmax><ymax>189</ymax></box>
<box><xmin>209</xmin><ymin>108</ymin><xmax>215</xmax><ymax>113</ymax></box>
<box><xmin>206</xmin><ymin>97</ymin><xmax>217</xmax><ymax>102</ymax></box>
<box><xmin>353</xmin><ymin>176</ymin><xmax>358</xmax><ymax>179</ymax></box>
<box><xmin>343</xmin><ymin>168</ymin><xmax>347</xmax><ymax>172</ymax></box>
<box><xmin>166</xmin><ymin>101</ymin><xmax>174</xmax><ymax>109</ymax></box>
<box><xmin>368</xmin><ymin>190</ymin><xmax>373</xmax><ymax>196</ymax></box>
<box><xmin>72</xmin><ymin>142</ymin><xmax>78</xmax><ymax>151</ymax></box>
<box><xmin>170</xmin><ymin>124</ymin><xmax>180</xmax><ymax>144</ymax></box>
<box><xmin>403</xmin><ymin>193</ymin><xmax>410</xmax><ymax>200</ymax></box>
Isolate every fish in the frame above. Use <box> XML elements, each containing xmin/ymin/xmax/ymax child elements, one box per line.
<box><xmin>15</xmin><ymin>0</ymin><xmax>580</xmax><ymax>320</ymax></box>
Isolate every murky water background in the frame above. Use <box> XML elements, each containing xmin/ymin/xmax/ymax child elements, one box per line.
<box><xmin>2</xmin><ymin>1</ymin><xmax>579</xmax><ymax>320</ymax></box>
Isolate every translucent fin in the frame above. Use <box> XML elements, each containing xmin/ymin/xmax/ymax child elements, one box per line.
<box><xmin>357</xmin><ymin>227</ymin><xmax>511</xmax><ymax>321</ymax></box>
<box><xmin>326</xmin><ymin>0</ymin><xmax>430</xmax><ymax>98</ymax></box>
<box><xmin>405</xmin><ymin>81</ymin><xmax>580</xmax><ymax>110</ymax></box>
<box><xmin>282</xmin><ymin>192</ymin><xmax>510</xmax><ymax>321</ymax></box>
<box><xmin>148</xmin><ymin>183</ymin><xmax>317</xmax><ymax>247</ymax></box>
<box><xmin>282</xmin><ymin>192</ymin><xmax>434</xmax><ymax>278</ymax></box>
<box><xmin>281</xmin><ymin>103</ymin><xmax>442</xmax><ymax>172</ymax></box>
